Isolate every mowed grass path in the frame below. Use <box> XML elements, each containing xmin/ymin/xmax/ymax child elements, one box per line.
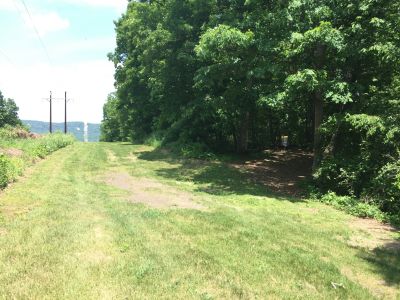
<box><xmin>0</xmin><ymin>143</ymin><xmax>399</xmax><ymax>299</ymax></box>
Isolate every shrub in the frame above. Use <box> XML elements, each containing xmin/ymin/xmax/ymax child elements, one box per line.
<box><xmin>372</xmin><ymin>161</ymin><xmax>400</xmax><ymax>214</ymax></box>
<box><xmin>169</xmin><ymin>142</ymin><xmax>216</xmax><ymax>160</ymax></box>
<box><xmin>144</xmin><ymin>134</ymin><xmax>163</xmax><ymax>148</ymax></box>
<box><xmin>0</xmin><ymin>155</ymin><xmax>12</xmax><ymax>188</ymax></box>
<box><xmin>0</xmin><ymin>133</ymin><xmax>75</xmax><ymax>189</ymax></box>
<box><xmin>320</xmin><ymin>192</ymin><xmax>386</xmax><ymax>222</ymax></box>
<box><xmin>316</xmin><ymin>113</ymin><xmax>400</xmax><ymax>216</ymax></box>
<box><xmin>0</xmin><ymin>125</ymin><xmax>32</xmax><ymax>140</ymax></box>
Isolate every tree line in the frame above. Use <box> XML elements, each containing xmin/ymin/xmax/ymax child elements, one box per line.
<box><xmin>102</xmin><ymin>0</ymin><xmax>400</xmax><ymax>216</ymax></box>
<box><xmin>0</xmin><ymin>90</ymin><xmax>21</xmax><ymax>128</ymax></box>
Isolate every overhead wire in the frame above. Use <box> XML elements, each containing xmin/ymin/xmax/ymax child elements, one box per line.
<box><xmin>11</xmin><ymin>0</ymin><xmax>29</xmax><ymax>27</ymax></box>
<box><xmin>0</xmin><ymin>48</ymin><xmax>15</xmax><ymax>66</ymax></box>
<box><xmin>17</xmin><ymin>0</ymin><xmax>53</xmax><ymax>65</ymax></box>
<box><xmin>14</xmin><ymin>0</ymin><xmax>66</xmax><ymax>97</ymax></box>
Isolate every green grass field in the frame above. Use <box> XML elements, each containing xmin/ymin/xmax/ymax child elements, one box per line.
<box><xmin>0</xmin><ymin>143</ymin><xmax>399</xmax><ymax>299</ymax></box>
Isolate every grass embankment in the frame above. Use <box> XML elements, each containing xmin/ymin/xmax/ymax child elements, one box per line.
<box><xmin>0</xmin><ymin>142</ymin><xmax>399</xmax><ymax>299</ymax></box>
<box><xmin>0</xmin><ymin>127</ymin><xmax>75</xmax><ymax>188</ymax></box>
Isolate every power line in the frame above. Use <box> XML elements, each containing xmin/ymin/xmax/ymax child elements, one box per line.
<box><xmin>18</xmin><ymin>0</ymin><xmax>53</xmax><ymax>65</ymax></box>
<box><xmin>0</xmin><ymin>48</ymin><xmax>15</xmax><ymax>66</ymax></box>
<box><xmin>12</xmin><ymin>0</ymin><xmax>29</xmax><ymax>28</ymax></box>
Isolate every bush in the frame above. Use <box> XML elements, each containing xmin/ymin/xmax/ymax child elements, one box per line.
<box><xmin>320</xmin><ymin>192</ymin><xmax>386</xmax><ymax>222</ymax></box>
<box><xmin>0</xmin><ymin>155</ymin><xmax>12</xmax><ymax>188</ymax></box>
<box><xmin>0</xmin><ymin>133</ymin><xmax>75</xmax><ymax>189</ymax></box>
<box><xmin>372</xmin><ymin>161</ymin><xmax>400</xmax><ymax>214</ymax></box>
<box><xmin>167</xmin><ymin>141</ymin><xmax>216</xmax><ymax>160</ymax></box>
<box><xmin>0</xmin><ymin>125</ymin><xmax>32</xmax><ymax>140</ymax></box>
<box><xmin>144</xmin><ymin>134</ymin><xmax>163</xmax><ymax>148</ymax></box>
<box><xmin>315</xmin><ymin>113</ymin><xmax>400</xmax><ymax>216</ymax></box>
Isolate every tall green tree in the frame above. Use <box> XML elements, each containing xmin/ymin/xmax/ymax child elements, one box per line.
<box><xmin>103</xmin><ymin>0</ymin><xmax>400</xmax><ymax>215</ymax></box>
<box><xmin>0</xmin><ymin>91</ymin><xmax>21</xmax><ymax>128</ymax></box>
<box><xmin>195</xmin><ymin>25</ymin><xmax>257</xmax><ymax>153</ymax></box>
<box><xmin>100</xmin><ymin>93</ymin><xmax>122</xmax><ymax>142</ymax></box>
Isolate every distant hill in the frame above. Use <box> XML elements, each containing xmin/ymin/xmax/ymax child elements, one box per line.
<box><xmin>23</xmin><ymin>120</ymin><xmax>101</xmax><ymax>142</ymax></box>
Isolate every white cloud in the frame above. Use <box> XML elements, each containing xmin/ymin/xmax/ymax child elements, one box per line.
<box><xmin>53</xmin><ymin>36</ymin><xmax>116</xmax><ymax>55</ymax></box>
<box><xmin>24</xmin><ymin>12</ymin><xmax>70</xmax><ymax>37</ymax></box>
<box><xmin>0</xmin><ymin>0</ymin><xmax>119</xmax><ymax>123</ymax></box>
<box><xmin>0</xmin><ymin>1</ymin><xmax>70</xmax><ymax>37</ymax></box>
<box><xmin>61</xmin><ymin>0</ymin><xmax>127</xmax><ymax>12</ymax></box>
<box><xmin>0</xmin><ymin>0</ymin><xmax>14</xmax><ymax>11</ymax></box>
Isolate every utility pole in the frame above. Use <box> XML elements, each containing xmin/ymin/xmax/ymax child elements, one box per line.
<box><xmin>49</xmin><ymin>91</ymin><xmax>52</xmax><ymax>133</ymax></box>
<box><xmin>43</xmin><ymin>92</ymin><xmax>71</xmax><ymax>134</ymax></box>
<box><xmin>64</xmin><ymin>91</ymin><xmax>67</xmax><ymax>134</ymax></box>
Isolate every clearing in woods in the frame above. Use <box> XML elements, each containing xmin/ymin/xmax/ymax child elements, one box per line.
<box><xmin>0</xmin><ymin>143</ymin><xmax>399</xmax><ymax>299</ymax></box>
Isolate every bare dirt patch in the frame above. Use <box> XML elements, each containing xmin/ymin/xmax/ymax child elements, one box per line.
<box><xmin>231</xmin><ymin>150</ymin><xmax>312</xmax><ymax>197</ymax></box>
<box><xmin>348</xmin><ymin>218</ymin><xmax>400</xmax><ymax>251</ymax></box>
<box><xmin>102</xmin><ymin>172</ymin><xmax>205</xmax><ymax>210</ymax></box>
<box><xmin>0</xmin><ymin>148</ymin><xmax>24</xmax><ymax>157</ymax></box>
<box><xmin>127</xmin><ymin>153</ymin><xmax>138</xmax><ymax>162</ymax></box>
<box><xmin>106</xmin><ymin>150</ymin><xmax>117</xmax><ymax>163</ymax></box>
<box><xmin>0</xmin><ymin>228</ymin><xmax>7</xmax><ymax>236</ymax></box>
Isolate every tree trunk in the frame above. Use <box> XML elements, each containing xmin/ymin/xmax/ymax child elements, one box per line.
<box><xmin>236</xmin><ymin>111</ymin><xmax>250</xmax><ymax>153</ymax></box>
<box><xmin>312</xmin><ymin>43</ymin><xmax>326</xmax><ymax>171</ymax></box>
<box><xmin>312</xmin><ymin>90</ymin><xmax>323</xmax><ymax>171</ymax></box>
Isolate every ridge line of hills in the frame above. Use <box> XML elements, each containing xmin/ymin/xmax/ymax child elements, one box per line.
<box><xmin>22</xmin><ymin>120</ymin><xmax>100</xmax><ymax>142</ymax></box>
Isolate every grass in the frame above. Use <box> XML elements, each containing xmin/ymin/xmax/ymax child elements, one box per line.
<box><xmin>0</xmin><ymin>142</ymin><xmax>399</xmax><ymax>299</ymax></box>
<box><xmin>0</xmin><ymin>131</ymin><xmax>75</xmax><ymax>188</ymax></box>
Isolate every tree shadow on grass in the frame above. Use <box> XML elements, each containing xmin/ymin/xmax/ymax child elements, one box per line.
<box><xmin>359</xmin><ymin>241</ymin><xmax>400</xmax><ymax>286</ymax></box>
<box><xmin>136</xmin><ymin>147</ymin><xmax>400</xmax><ymax>287</ymax></box>
<box><xmin>136</xmin><ymin>148</ymin><xmax>308</xmax><ymax>202</ymax></box>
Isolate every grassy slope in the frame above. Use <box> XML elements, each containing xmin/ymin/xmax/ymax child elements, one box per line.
<box><xmin>0</xmin><ymin>142</ymin><xmax>398</xmax><ymax>299</ymax></box>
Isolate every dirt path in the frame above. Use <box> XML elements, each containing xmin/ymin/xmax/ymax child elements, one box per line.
<box><xmin>232</xmin><ymin>150</ymin><xmax>312</xmax><ymax>197</ymax></box>
<box><xmin>102</xmin><ymin>171</ymin><xmax>205</xmax><ymax>210</ymax></box>
<box><xmin>0</xmin><ymin>143</ymin><xmax>398</xmax><ymax>299</ymax></box>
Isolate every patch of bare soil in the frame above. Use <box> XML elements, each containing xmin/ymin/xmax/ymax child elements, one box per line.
<box><xmin>232</xmin><ymin>150</ymin><xmax>313</xmax><ymax>197</ymax></box>
<box><xmin>0</xmin><ymin>228</ymin><xmax>7</xmax><ymax>236</ymax></box>
<box><xmin>348</xmin><ymin>218</ymin><xmax>400</xmax><ymax>251</ymax></box>
<box><xmin>106</xmin><ymin>150</ymin><xmax>117</xmax><ymax>162</ymax></box>
<box><xmin>0</xmin><ymin>148</ymin><xmax>24</xmax><ymax>157</ymax></box>
<box><xmin>102</xmin><ymin>172</ymin><xmax>205</xmax><ymax>210</ymax></box>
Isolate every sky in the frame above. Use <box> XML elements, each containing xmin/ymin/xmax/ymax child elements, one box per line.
<box><xmin>0</xmin><ymin>0</ymin><xmax>128</xmax><ymax>123</ymax></box>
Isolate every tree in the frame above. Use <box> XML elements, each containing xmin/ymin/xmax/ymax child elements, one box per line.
<box><xmin>100</xmin><ymin>93</ymin><xmax>122</xmax><ymax>142</ymax></box>
<box><xmin>103</xmin><ymin>0</ymin><xmax>400</xmax><ymax>216</ymax></box>
<box><xmin>195</xmin><ymin>25</ymin><xmax>256</xmax><ymax>153</ymax></box>
<box><xmin>0</xmin><ymin>91</ymin><xmax>22</xmax><ymax>128</ymax></box>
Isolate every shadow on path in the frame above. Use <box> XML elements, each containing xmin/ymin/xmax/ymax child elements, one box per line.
<box><xmin>136</xmin><ymin>148</ymin><xmax>311</xmax><ymax>202</ymax></box>
<box><xmin>358</xmin><ymin>235</ymin><xmax>400</xmax><ymax>286</ymax></box>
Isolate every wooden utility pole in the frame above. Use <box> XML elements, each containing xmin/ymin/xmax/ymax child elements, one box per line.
<box><xmin>49</xmin><ymin>91</ymin><xmax>53</xmax><ymax>133</ymax></box>
<box><xmin>43</xmin><ymin>91</ymin><xmax>71</xmax><ymax>134</ymax></box>
<box><xmin>64</xmin><ymin>91</ymin><xmax>67</xmax><ymax>134</ymax></box>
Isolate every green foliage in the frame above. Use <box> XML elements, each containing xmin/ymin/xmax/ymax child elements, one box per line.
<box><xmin>0</xmin><ymin>133</ymin><xmax>75</xmax><ymax>189</ymax></box>
<box><xmin>171</xmin><ymin>141</ymin><xmax>216</xmax><ymax>160</ymax></box>
<box><xmin>373</xmin><ymin>161</ymin><xmax>400</xmax><ymax>214</ymax></box>
<box><xmin>103</xmin><ymin>0</ymin><xmax>400</xmax><ymax>215</ymax></box>
<box><xmin>320</xmin><ymin>192</ymin><xmax>385</xmax><ymax>221</ymax></box>
<box><xmin>1</xmin><ymin>142</ymin><xmax>398</xmax><ymax>298</ymax></box>
<box><xmin>0</xmin><ymin>91</ymin><xmax>22</xmax><ymax>128</ymax></box>
<box><xmin>100</xmin><ymin>93</ymin><xmax>122</xmax><ymax>142</ymax></box>
<box><xmin>195</xmin><ymin>25</ymin><xmax>254</xmax><ymax>63</ymax></box>
<box><xmin>316</xmin><ymin>112</ymin><xmax>400</xmax><ymax>216</ymax></box>
<box><xmin>0</xmin><ymin>155</ymin><xmax>14</xmax><ymax>188</ymax></box>
<box><xmin>28</xmin><ymin>134</ymin><xmax>75</xmax><ymax>159</ymax></box>
<box><xmin>144</xmin><ymin>134</ymin><xmax>163</xmax><ymax>148</ymax></box>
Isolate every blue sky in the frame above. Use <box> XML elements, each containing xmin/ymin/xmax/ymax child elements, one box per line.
<box><xmin>0</xmin><ymin>0</ymin><xmax>127</xmax><ymax>123</ymax></box>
